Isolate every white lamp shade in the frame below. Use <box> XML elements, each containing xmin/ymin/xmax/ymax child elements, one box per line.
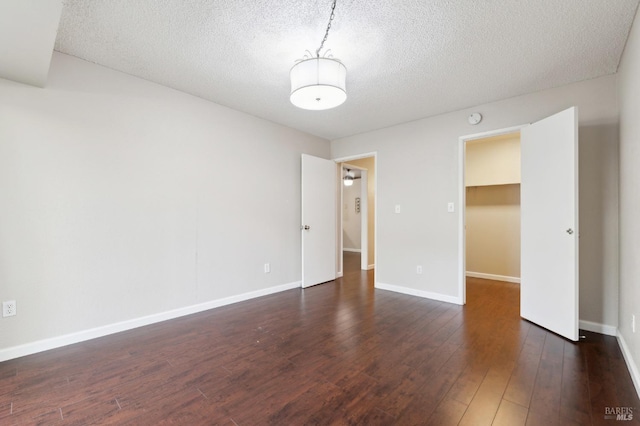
<box><xmin>290</xmin><ymin>57</ymin><xmax>347</xmax><ymax>110</ymax></box>
<box><xmin>343</xmin><ymin>175</ymin><xmax>354</xmax><ymax>186</ymax></box>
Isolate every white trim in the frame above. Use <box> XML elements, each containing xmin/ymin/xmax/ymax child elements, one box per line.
<box><xmin>334</xmin><ymin>152</ymin><xmax>378</xmax><ymax>163</ymax></box>
<box><xmin>343</xmin><ymin>248</ymin><xmax>361</xmax><ymax>253</ymax></box>
<box><xmin>375</xmin><ymin>282</ymin><xmax>463</xmax><ymax>305</ymax></box>
<box><xmin>460</xmin><ymin>125</ymin><xmax>526</xmax><ymax>143</ymax></box>
<box><xmin>617</xmin><ymin>331</ymin><xmax>640</xmax><ymax>399</ymax></box>
<box><xmin>458</xmin><ymin>134</ymin><xmax>467</xmax><ymax>305</ymax></box>
<box><xmin>336</xmin><ymin>271</ymin><xmax>344</xmax><ymax>278</ymax></box>
<box><xmin>0</xmin><ymin>281</ymin><xmax>301</xmax><ymax>362</ymax></box>
<box><xmin>578</xmin><ymin>320</ymin><xmax>617</xmax><ymax>336</ymax></box>
<box><xmin>359</xmin><ymin>169</ymin><xmax>368</xmax><ymax>270</ymax></box>
<box><xmin>338</xmin><ymin>162</ymin><xmax>344</xmax><ymax>278</ymax></box>
<box><xmin>366</xmin><ymin>264</ymin><xmax>375</xmax><ymax>270</ymax></box>
<box><xmin>466</xmin><ymin>271</ymin><xmax>521</xmax><ymax>284</ymax></box>
<box><xmin>340</xmin><ymin>163</ymin><xmax>368</xmax><ymax>172</ymax></box>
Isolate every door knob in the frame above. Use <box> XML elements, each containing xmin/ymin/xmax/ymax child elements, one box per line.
<box><xmin>301</xmin><ymin>225</ymin><xmax>310</xmax><ymax>230</ymax></box>
<box><xmin>566</xmin><ymin>228</ymin><xmax>574</xmax><ymax>235</ymax></box>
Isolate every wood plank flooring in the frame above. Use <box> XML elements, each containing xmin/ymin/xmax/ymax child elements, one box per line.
<box><xmin>1</xmin><ymin>258</ymin><xmax>638</xmax><ymax>424</ymax></box>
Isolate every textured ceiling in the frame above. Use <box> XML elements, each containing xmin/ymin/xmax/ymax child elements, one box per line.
<box><xmin>54</xmin><ymin>0</ymin><xmax>639</xmax><ymax>140</ymax></box>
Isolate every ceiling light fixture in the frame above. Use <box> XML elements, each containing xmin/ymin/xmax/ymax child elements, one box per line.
<box><xmin>343</xmin><ymin>169</ymin><xmax>354</xmax><ymax>186</ymax></box>
<box><xmin>290</xmin><ymin>0</ymin><xmax>346</xmax><ymax>110</ymax></box>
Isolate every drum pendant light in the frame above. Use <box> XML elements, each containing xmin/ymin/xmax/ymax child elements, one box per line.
<box><xmin>290</xmin><ymin>0</ymin><xmax>346</xmax><ymax>110</ymax></box>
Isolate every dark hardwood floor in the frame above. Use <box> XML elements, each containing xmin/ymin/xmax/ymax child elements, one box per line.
<box><xmin>1</xmin><ymin>261</ymin><xmax>638</xmax><ymax>424</ymax></box>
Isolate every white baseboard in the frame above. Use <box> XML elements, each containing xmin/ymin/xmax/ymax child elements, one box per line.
<box><xmin>343</xmin><ymin>248</ymin><xmax>361</xmax><ymax>253</ymax></box>
<box><xmin>617</xmin><ymin>331</ymin><xmax>640</xmax><ymax>399</ymax></box>
<box><xmin>375</xmin><ymin>282</ymin><xmax>463</xmax><ymax>305</ymax></box>
<box><xmin>0</xmin><ymin>281</ymin><xmax>301</xmax><ymax>363</ymax></box>
<box><xmin>466</xmin><ymin>271</ymin><xmax>520</xmax><ymax>284</ymax></box>
<box><xmin>579</xmin><ymin>320</ymin><xmax>617</xmax><ymax>336</ymax></box>
<box><xmin>336</xmin><ymin>271</ymin><xmax>344</xmax><ymax>278</ymax></box>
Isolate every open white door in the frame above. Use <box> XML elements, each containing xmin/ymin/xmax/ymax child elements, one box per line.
<box><xmin>301</xmin><ymin>154</ymin><xmax>336</xmax><ymax>288</ymax></box>
<box><xmin>521</xmin><ymin>107</ymin><xmax>579</xmax><ymax>341</ymax></box>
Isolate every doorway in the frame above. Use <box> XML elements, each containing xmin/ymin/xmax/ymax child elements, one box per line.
<box><xmin>458</xmin><ymin>126</ymin><xmax>524</xmax><ymax>304</ymax></box>
<box><xmin>334</xmin><ymin>153</ymin><xmax>377</xmax><ymax>277</ymax></box>
<box><xmin>458</xmin><ymin>108</ymin><xmax>579</xmax><ymax>341</ymax></box>
<box><xmin>341</xmin><ymin>165</ymin><xmax>366</xmax><ymax>273</ymax></box>
<box><xmin>464</xmin><ymin>132</ymin><xmax>522</xmax><ymax>295</ymax></box>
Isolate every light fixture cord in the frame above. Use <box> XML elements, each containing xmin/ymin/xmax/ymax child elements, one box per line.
<box><xmin>316</xmin><ymin>0</ymin><xmax>337</xmax><ymax>57</ymax></box>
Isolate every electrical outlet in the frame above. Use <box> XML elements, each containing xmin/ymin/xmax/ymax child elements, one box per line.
<box><xmin>416</xmin><ymin>265</ymin><xmax>423</xmax><ymax>274</ymax></box>
<box><xmin>2</xmin><ymin>300</ymin><xmax>16</xmax><ymax>317</ymax></box>
<box><xmin>264</xmin><ymin>263</ymin><xmax>271</xmax><ymax>273</ymax></box>
<box><xmin>633</xmin><ymin>314</ymin><xmax>636</xmax><ymax>333</ymax></box>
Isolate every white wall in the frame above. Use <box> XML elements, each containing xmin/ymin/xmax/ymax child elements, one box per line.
<box><xmin>331</xmin><ymin>75</ymin><xmax>619</xmax><ymax>328</ymax></box>
<box><xmin>342</xmin><ymin>179</ymin><xmax>362</xmax><ymax>250</ymax></box>
<box><xmin>617</xmin><ymin>5</ymin><xmax>640</xmax><ymax>395</ymax></box>
<box><xmin>465</xmin><ymin>133</ymin><xmax>521</xmax><ymax>186</ymax></box>
<box><xmin>0</xmin><ymin>0</ymin><xmax>62</xmax><ymax>87</ymax></box>
<box><xmin>466</xmin><ymin>184</ymin><xmax>521</xmax><ymax>280</ymax></box>
<box><xmin>0</xmin><ymin>53</ymin><xmax>329</xmax><ymax>356</ymax></box>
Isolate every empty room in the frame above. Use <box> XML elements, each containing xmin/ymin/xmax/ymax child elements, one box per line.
<box><xmin>2</xmin><ymin>1</ymin><xmax>640</xmax><ymax>424</ymax></box>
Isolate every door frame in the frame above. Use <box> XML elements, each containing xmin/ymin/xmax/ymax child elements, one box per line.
<box><xmin>333</xmin><ymin>152</ymin><xmax>377</xmax><ymax>277</ymax></box>
<box><xmin>458</xmin><ymin>125</ymin><xmax>526</xmax><ymax>304</ymax></box>
<box><xmin>340</xmin><ymin>163</ymin><xmax>368</xmax><ymax>271</ymax></box>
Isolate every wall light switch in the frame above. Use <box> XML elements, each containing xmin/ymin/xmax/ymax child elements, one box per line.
<box><xmin>447</xmin><ymin>202</ymin><xmax>455</xmax><ymax>213</ymax></box>
<box><xmin>264</xmin><ymin>263</ymin><xmax>271</xmax><ymax>273</ymax></box>
<box><xmin>395</xmin><ymin>205</ymin><xmax>401</xmax><ymax>213</ymax></box>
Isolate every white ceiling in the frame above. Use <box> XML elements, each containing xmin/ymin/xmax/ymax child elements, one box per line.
<box><xmin>5</xmin><ymin>1</ymin><xmax>640</xmax><ymax>140</ymax></box>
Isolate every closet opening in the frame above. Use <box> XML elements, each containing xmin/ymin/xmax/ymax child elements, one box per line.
<box><xmin>464</xmin><ymin>131</ymin><xmax>521</xmax><ymax>301</ymax></box>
